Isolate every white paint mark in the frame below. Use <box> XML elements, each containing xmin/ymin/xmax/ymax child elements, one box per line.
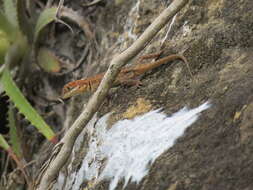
<box><xmin>61</xmin><ymin>102</ymin><xmax>211</xmax><ymax>190</ymax></box>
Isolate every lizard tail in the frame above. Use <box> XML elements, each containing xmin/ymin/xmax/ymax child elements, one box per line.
<box><xmin>134</xmin><ymin>54</ymin><xmax>188</xmax><ymax>74</ymax></box>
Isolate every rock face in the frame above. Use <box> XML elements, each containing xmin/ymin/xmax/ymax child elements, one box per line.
<box><xmin>54</xmin><ymin>0</ymin><xmax>253</xmax><ymax>189</ymax></box>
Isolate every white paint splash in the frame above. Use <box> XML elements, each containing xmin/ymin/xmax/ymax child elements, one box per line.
<box><xmin>61</xmin><ymin>102</ymin><xmax>211</xmax><ymax>190</ymax></box>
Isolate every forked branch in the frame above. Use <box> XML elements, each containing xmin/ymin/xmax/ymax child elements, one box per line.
<box><xmin>36</xmin><ymin>0</ymin><xmax>189</xmax><ymax>189</ymax></box>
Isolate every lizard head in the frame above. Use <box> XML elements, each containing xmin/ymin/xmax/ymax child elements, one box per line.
<box><xmin>61</xmin><ymin>82</ymin><xmax>89</xmax><ymax>99</ymax></box>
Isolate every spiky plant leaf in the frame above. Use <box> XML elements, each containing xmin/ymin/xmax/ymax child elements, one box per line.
<box><xmin>34</xmin><ymin>7</ymin><xmax>57</xmax><ymax>42</ymax></box>
<box><xmin>0</xmin><ymin>69</ymin><xmax>56</xmax><ymax>142</ymax></box>
<box><xmin>0</xmin><ymin>134</ymin><xmax>9</xmax><ymax>150</ymax></box>
<box><xmin>37</xmin><ymin>48</ymin><xmax>61</xmax><ymax>73</ymax></box>
<box><xmin>3</xmin><ymin>0</ymin><xmax>18</xmax><ymax>28</ymax></box>
<box><xmin>8</xmin><ymin>105</ymin><xmax>22</xmax><ymax>157</ymax></box>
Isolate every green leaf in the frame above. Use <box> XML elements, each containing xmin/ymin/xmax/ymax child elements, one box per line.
<box><xmin>34</xmin><ymin>7</ymin><xmax>57</xmax><ymax>42</ymax></box>
<box><xmin>0</xmin><ymin>69</ymin><xmax>56</xmax><ymax>142</ymax></box>
<box><xmin>0</xmin><ymin>30</ymin><xmax>10</xmax><ymax>63</ymax></box>
<box><xmin>16</xmin><ymin>0</ymin><xmax>33</xmax><ymax>41</ymax></box>
<box><xmin>0</xmin><ymin>10</ymin><xmax>16</xmax><ymax>41</ymax></box>
<box><xmin>3</xmin><ymin>0</ymin><xmax>18</xmax><ymax>28</ymax></box>
<box><xmin>0</xmin><ymin>134</ymin><xmax>10</xmax><ymax>150</ymax></box>
<box><xmin>4</xmin><ymin>40</ymin><xmax>28</xmax><ymax>69</ymax></box>
<box><xmin>37</xmin><ymin>48</ymin><xmax>61</xmax><ymax>73</ymax></box>
<box><xmin>8</xmin><ymin>106</ymin><xmax>22</xmax><ymax>157</ymax></box>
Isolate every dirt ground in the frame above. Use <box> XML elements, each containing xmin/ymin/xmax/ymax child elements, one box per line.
<box><xmin>20</xmin><ymin>0</ymin><xmax>253</xmax><ymax>189</ymax></box>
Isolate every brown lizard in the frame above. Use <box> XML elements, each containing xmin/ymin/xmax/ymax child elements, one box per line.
<box><xmin>61</xmin><ymin>53</ymin><xmax>188</xmax><ymax>99</ymax></box>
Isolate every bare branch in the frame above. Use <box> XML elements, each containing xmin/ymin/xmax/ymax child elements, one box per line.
<box><xmin>36</xmin><ymin>0</ymin><xmax>189</xmax><ymax>189</ymax></box>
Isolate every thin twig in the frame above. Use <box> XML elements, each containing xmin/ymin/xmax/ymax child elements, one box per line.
<box><xmin>36</xmin><ymin>0</ymin><xmax>189</xmax><ymax>189</ymax></box>
<box><xmin>82</xmin><ymin>0</ymin><xmax>104</xmax><ymax>7</ymax></box>
<box><xmin>45</xmin><ymin>0</ymin><xmax>55</xmax><ymax>8</ymax></box>
<box><xmin>161</xmin><ymin>13</ymin><xmax>177</xmax><ymax>47</ymax></box>
<box><xmin>55</xmin><ymin>0</ymin><xmax>75</xmax><ymax>34</ymax></box>
<box><xmin>56</xmin><ymin>0</ymin><xmax>64</xmax><ymax>16</ymax></box>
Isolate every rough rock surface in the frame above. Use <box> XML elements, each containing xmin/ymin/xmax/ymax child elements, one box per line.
<box><xmin>50</xmin><ymin>0</ymin><xmax>253</xmax><ymax>189</ymax></box>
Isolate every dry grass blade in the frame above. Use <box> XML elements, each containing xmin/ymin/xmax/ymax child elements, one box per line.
<box><xmin>58</xmin><ymin>6</ymin><xmax>94</xmax><ymax>39</ymax></box>
<box><xmin>82</xmin><ymin>0</ymin><xmax>104</xmax><ymax>7</ymax></box>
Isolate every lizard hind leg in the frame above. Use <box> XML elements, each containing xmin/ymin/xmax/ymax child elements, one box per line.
<box><xmin>135</xmin><ymin>51</ymin><xmax>163</xmax><ymax>65</ymax></box>
<box><xmin>118</xmin><ymin>70</ymin><xmax>143</xmax><ymax>88</ymax></box>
